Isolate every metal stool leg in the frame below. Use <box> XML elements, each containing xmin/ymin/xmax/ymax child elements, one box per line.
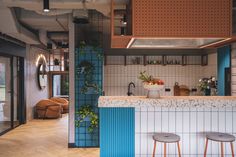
<box><xmin>231</xmin><ymin>142</ymin><xmax>235</xmax><ymax>157</ymax></box>
<box><xmin>177</xmin><ymin>142</ymin><xmax>181</xmax><ymax>157</ymax></box>
<box><xmin>204</xmin><ymin>138</ymin><xmax>208</xmax><ymax>157</ymax></box>
<box><xmin>152</xmin><ymin>141</ymin><xmax>156</xmax><ymax>157</ymax></box>
<box><xmin>164</xmin><ymin>143</ymin><xmax>167</xmax><ymax>157</ymax></box>
<box><xmin>221</xmin><ymin>142</ymin><xmax>224</xmax><ymax>157</ymax></box>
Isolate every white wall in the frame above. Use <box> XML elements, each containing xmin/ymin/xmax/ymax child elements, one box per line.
<box><xmin>104</xmin><ymin>53</ymin><xmax>217</xmax><ymax>96</ymax></box>
<box><xmin>232</xmin><ymin>43</ymin><xmax>236</xmax><ymax>96</ymax></box>
<box><xmin>203</xmin><ymin>53</ymin><xmax>217</xmax><ymax>77</ymax></box>
<box><xmin>25</xmin><ymin>45</ymin><xmax>49</xmax><ymax>120</ymax></box>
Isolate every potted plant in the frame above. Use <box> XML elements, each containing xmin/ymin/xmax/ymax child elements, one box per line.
<box><xmin>198</xmin><ymin>77</ymin><xmax>217</xmax><ymax>96</ymax></box>
<box><xmin>53</xmin><ymin>58</ymin><xmax>60</xmax><ymax>66</ymax></box>
<box><xmin>138</xmin><ymin>71</ymin><xmax>164</xmax><ymax>98</ymax></box>
<box><xmin>75</xmin><ymin>105</ymin><xmax>98</xmax><ymax>133</ymax></box>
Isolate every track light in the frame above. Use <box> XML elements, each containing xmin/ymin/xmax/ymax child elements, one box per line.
<box><xmin>43</xmin><ymin>0</ymin><xmax>50</xmax><ymax>12</ymax></box>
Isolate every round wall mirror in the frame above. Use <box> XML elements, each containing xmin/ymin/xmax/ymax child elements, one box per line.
<box><xmin>37</xmin><ymin>61</ymin><xmax>48</xmax><ymax>90</ymax></box>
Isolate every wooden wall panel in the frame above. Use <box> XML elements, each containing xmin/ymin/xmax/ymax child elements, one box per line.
<box><xmin>133</xmin><ymin>0</ymin><xmax>232</xmax><ymax>38</ymax></box>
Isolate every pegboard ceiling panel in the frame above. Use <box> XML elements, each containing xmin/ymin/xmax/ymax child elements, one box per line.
<box><xmin>133</xmin><ymin>0</ymin><xmax>232</xmax><ymax>38</ymax></box>
<box><xmin>111</xmin><ymin>36</ymin><xmax>132</xmax><ymax>48</ymax></box>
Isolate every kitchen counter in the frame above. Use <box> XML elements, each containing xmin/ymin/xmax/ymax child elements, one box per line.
<box><xmin>98</xmin><ymin>96</ymin><xmax>236</xmax><ymax>108</ymax></box>
<box><xmin>99</xmin><ymin>96</ymin><xmax>236</xmax><ymax>157</ymax></box>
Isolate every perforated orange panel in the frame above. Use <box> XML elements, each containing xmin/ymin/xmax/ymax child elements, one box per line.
<box><xmin>111</xmin><ymin>36</ymin><xmax>132</xmax><ymax>48</ymax></box>
<box><xmin>133</xmin><ymin>0</ymin><xmax>232</xmax><ymax>38</ymax></box>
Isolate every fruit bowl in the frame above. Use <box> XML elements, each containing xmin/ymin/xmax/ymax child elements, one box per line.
<box><xmin>143</xmin><ymin>83</ymin><xmax>164</xmax><ymax>91</ymax></box>
<box><xmin>143</xmin><ymin>83</ymin><xmax>164</xmax><ymax>99</ymax></box>
<box><xmin>138</xmin><ymin>71</ymin><xmax>165</xmax><ymax>99</ymax></box>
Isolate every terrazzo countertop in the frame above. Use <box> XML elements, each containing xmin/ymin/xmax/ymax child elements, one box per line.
<box><xmin>98</xmin><ymin>96</ymin><xmax>236</xmax><ymax>108</ymax></box>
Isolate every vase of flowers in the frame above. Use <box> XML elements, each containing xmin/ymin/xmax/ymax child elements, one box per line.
<box><xmin>138</xmin><ymin>71</ymin><xmax>164</xmax><ymax>98</ymax></box>
<box><xmin>198</xmin><ymin>77</ymin><xmax>217</xmax><ymax>96</ymax></box>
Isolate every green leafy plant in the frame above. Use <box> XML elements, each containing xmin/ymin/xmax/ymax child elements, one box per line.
<box><xmin>80</xmin><ymin>81</ymin><xmax>102</xmax><ymax>94</ymax></box>
<box><xmin>138</xmin><ymin>71</ymin><xmax>164</xmax><ymax>85</ymax></box>
<box><xmin>75</xmin><ymin>105</ymin><xmax>98</xmax><ymax>133</ymax></box>
<box><xmin>138</xmin><ymin>71</ymin><xmax>153</xmax><ymax>82</ymax></box>
<box><xmin>61</xmin><ymin>81</ymin><xmax>69</xmax><ymax>95</ymax></box>
<box><xmin>78</xmin><ymin>40</ymin><xmax>103</xmax><ymax>59</ymax></box>
<box><xmin>53</xmin><ymin>58</ymin><xmax>60</xmax><ymax>65</ymax></box>
<box><xmin>198</xmin><ymin>77</ymin><xmax>217</xmax><ymax>95</ymax></box>
<box><xmin>77</xmin><ymin>60</ymin><xmax>94</xmax><ymax>81</ymax></box>
<box><xmin>79</xmin><ymin>41</ymin><xmax>86</xmax><ymax>55</ymax></box>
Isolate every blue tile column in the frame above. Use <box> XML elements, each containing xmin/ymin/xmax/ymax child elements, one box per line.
<box><xmin>100</xmin><ymin>108</ymin><xmax>135</xmax><ymax>157</ymax></box>
<box><xmin>75</xmin><ymin>46</ymin><xmax>103</xmax><ymax>147</ymax></box>
<box><xmin>217</xmin><ymin>45</ymin><xmax>230</xmax><ymax>96</ymax></box>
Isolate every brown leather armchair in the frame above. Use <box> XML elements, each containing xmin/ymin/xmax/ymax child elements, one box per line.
<box><xmin>35</xmin><ymin>99</ymin><xmax>63</xmax><ymax>119</ymax></box>
<box><xmin>50</xmin><ymin>97</ymin><xmax>69</xmax><ymax>114</ymax></box>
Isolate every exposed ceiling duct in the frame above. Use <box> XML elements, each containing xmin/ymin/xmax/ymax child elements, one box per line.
<box><xmin>0</xmin><ymin>7</ymin><xmax>40</xmax><ymax>45</ymax></box>
<box><xmin>47</xmin><ymin>32</ymin><xmax>69</xmax><ymax>43</ymax></box>
<box><xmin>0</xmin><ymin>0</ymin><xmax>111</xmax><ymax>17</ymax></box>
<box><xmin>35</xmin><ymin>9</ymin><xmax>73</xmax><ymax>16</ymax></box>
<box><xmin>18</xmin><ymin>8</ymin><xmax>69</xmax><ymax>32</ymax></box>
<box><xmin>73</xmin><ymin>9</ymin><xmax>89</xmax><ymax>24</ymax></box>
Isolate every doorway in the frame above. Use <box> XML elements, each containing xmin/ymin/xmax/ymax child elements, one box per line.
<box><xmin>0</xmin><ymin>55</ymin><xmax>23</xmax><ymax>135</ymax></box>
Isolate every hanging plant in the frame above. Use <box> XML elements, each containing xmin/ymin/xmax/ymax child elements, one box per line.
<box><xmin>79</xmin><ymin>41</ymin><xmax>86</xmax><ymax>55</ymax></box>
<box><xmin>91</xmin><ymin>40</ymin><xmax>103</xmax><ymax>60</ymax></box>
<box><xmin>79</xmin><ymin>40</ymin><xmax>103</xmax><ymax>59</ymax></box>
<box><xmin>77</xmin><ymin>60</ymin><xmax>94</xmax><ymax>81</ymax></box>
<box><xmin>80</xmin><ymin>81</ymin><xmax>102</xmax><ymax>94</ymax></box>
<box><xmin>75</xmin><ymin>105</ymin><xmax>98</xmax><ymax>133</ymax></box>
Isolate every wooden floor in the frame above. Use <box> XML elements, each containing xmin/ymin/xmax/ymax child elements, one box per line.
<box><xmin>0</xmin><ymin>115</ymin><xmax>100</xmax><ymax>157</ymax></box>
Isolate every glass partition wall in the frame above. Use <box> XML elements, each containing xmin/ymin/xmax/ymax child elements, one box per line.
<box><xmin>0</xmin><ymin>55</ymin><xmax>22</xmax><ymax>134</ymax></box>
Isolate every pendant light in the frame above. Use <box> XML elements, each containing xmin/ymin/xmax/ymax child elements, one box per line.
<box><xmin>43</xmin><ymin>0</ymin><xmax>50</xmax><ymax>12</ymax></box>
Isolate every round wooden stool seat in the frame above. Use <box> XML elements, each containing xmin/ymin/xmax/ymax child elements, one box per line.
<box><xmin>204</xmin><ymin>132</ymin><xmax>235</xmax><ymax>157</ymax></box>
<box><xmin>206</xmin><ymin>132</ymin><xmax>235</xmax><ymax>142</ymax></box>
<box><xmin>152</xmin><ymin>132</ymin><xmax>181</xmax><ymax>157</ymax></box>
<box><xmin>153</xmin><ymin>132</ymin><xmax>180</xmax><ymax>143</ymax></box>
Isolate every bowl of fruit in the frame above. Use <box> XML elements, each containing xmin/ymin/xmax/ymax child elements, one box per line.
<box><xmin>139</xmin><ymin>71</ymin><xmax>164</xmax><ymax>99</ymax></box>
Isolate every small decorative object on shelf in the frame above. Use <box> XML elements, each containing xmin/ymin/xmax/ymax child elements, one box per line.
<box><xmin>147</xmin><ymin>60</ymin><xmax>162</xmax><ymax>65</ymax></box>
<box><xmin>138</xmin><ymin>71</ymin><xmax>164</xmax><ymax>99</ymax></box>
<box><xmin>132</xmin><ymin>57</ymin><xmax>141</xmax><ymax>64</ymax></box>
<box><xmin>53</xmin><ymin>58</ymin><xmax>60</xmax><ymax>66</ymax></box>
<box><xmin>75</xmin><ymin>105</ymin><xmax>98</xmax><ymax>133</ymax></box>
<box><xmin>198</xmin><ymin>77</ymin><xmax>217</xmax><ymax>96</ymax></box>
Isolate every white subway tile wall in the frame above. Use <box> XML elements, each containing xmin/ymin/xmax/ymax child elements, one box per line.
<box><xmin>232</xmin><ymin>43</ymin><xmax>236</xmax><ymax>96</ymax></box>
<box><xmin>104</xmin><ymin>54</ymin><xmax>217</xmax><ymax>96</ymax></box>
<box><xmin>135</xmin><ymin>107</ymin><xmax>236</xmax><ymax>157</ymax></box>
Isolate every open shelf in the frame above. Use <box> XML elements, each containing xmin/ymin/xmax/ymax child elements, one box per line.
<box><xmin>105</xmin><ymin>54</ymin><xmax>208</xmax><ymax>66</ymax></box>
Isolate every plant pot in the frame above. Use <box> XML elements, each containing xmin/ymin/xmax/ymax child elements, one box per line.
<box><xmin>204</xmin><ymin>88</ymin><xmax>211</xmax><ymax>96</ymax></box>
<box><xmin>143</xmin><ymin>83</ymin><xmax>164</xmax><ymax>99</ymax></box>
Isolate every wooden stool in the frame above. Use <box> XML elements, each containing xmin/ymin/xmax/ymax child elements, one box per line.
<box><xmin>152</xmin><ymin>132</ymin><xmax>181</xmax><ymax>157</ymax></box>
<box><xmin>204</xmin><ymin>132</ymin><xmax>235</xmax><ymax>157</ymax></box>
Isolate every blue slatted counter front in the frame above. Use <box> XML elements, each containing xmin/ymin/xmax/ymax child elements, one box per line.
<box><xmin>100</xmin><ymin>108</ymin><xmax>135</xmax><ymax>157</ymax></box>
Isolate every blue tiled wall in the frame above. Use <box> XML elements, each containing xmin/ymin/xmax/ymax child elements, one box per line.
<box><xmin>217</xmin><ymin>45</ymin><xmax>230</xmax><ymax>96</ymax></box>
<box><xmin>75</xmin><ymin>46</ymin><xmax>103</xmax><ymax>147</ymax></box>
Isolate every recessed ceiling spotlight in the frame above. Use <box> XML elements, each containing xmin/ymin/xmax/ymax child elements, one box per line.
<box><xmin>43</xmin><ymin>0</ymin><xmax>50</xmax><ymax>12</ymax></box>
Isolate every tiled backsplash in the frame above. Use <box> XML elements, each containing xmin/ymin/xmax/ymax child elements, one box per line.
<box><xmin>104</xmin><ymin>54</ymin><xmax>217</xmax><ymax>96</ymax></box>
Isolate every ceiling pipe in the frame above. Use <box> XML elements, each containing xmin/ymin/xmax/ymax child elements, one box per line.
<box><xmin>0</xmin><ymin>0</ymin><xmax>110</xmax><ymax>16</ymax></box>
<box><xmin>56</xmin><ymin>17</ymin><xmax>68</xmax><ymax>31</ymax></box>
<box><xmin>0</xmin><ymin>33</ymin><xmax>26</xmax><ymax>47</ymax></box>
<box><xmin>0</xmin><ymin>7</ymin><xmax>40</xmax><ymax>45</ymax></box>
<box><xmin>35</xmin><ymin>9</ymin><xmax>72</xmax><ymax>16</ymax></box>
